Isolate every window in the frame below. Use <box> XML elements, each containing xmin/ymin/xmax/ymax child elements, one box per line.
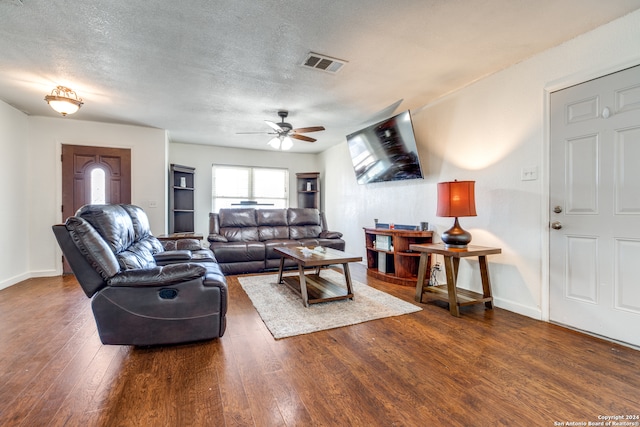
<box><xmin>90</xmin><ymin>167</ymin><xmax>106</xmax><ymax>204</ymax></box>
<box><xmin>212</xmin><ymin>165</ymin><xmax>289</xmax><ymax>211</ymax></box>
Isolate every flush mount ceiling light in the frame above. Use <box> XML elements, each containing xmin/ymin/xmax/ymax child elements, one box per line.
<box><xmin>44</xmin><ymin>86</ymin><xmax>83</xmax><ymax>116</ymax></box>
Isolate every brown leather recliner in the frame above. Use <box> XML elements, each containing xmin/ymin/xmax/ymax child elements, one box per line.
<box><xmin>52</xmin><ymin>204</ymin><xmax>227</xmax><ymax>346</ymax></box>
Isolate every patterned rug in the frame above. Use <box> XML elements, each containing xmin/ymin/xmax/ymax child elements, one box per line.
<box><xmin>238</xmin><ymin>269</ymin><xmax>421</xmax><ymax>339</ymax></box>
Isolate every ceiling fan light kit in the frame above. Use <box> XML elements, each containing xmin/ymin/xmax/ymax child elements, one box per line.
<box><xmin>238</xmin><ymin>110</ymin><xmax>326</xmax><ymax>150</ymax></box>
<box><xmin>281</xmin><ymin>136</ymin><xmax>293</xmax><ymax>150</ymax></box>
<box><xmin>268</xmin><ymin>135</ymin><xmax>294</xmax><ymax>150</ymax></box>
<box><xmin>44</xmin><ymin>85</ymin><xmax>83</xmax><ymax>116</ymax></box>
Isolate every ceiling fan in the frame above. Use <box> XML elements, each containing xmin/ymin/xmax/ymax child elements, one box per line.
<box><xmin>237</xmin><ymin>111</ymin><xmax>325</xmax><ymax>150</ymax></box>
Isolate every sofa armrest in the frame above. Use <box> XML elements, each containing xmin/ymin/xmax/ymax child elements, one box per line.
<box><xmin>154</xmin><ymin>250</ymin><xmax>192</xmax><ymax>262</ymax></box>
<box><xmin>208</xmin><ymin>233</ymin><xmax>229</xmax><ymax>243</ymax></box>
<box><xmin>320</xmin><ymin>230</ymin><xmax>343</xmax><ymax>239</ymax></box>
<box><xmin>161</xmin><ymin>239</ymin><xmax>202</xmax><ymax>251</ymax></box>
<box><xmin>107</xmin><ymin>264</ymin><xmax>206</xmax><ymax>287</ymax></box>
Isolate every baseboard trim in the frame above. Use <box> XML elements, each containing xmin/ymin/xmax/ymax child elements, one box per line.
<box><xmin>0</xmin><ymin>272</ymin><xmax>30</xmax><ymax>291</ymax></box>
<box><xmin>0</xmin><ymin>270</ymin><xmax>58</xmax><ymax>291</ymax></box>
<box><xmin>493</xmin><ymin>296</ymin><xmax>542</xmax><ymax>320</ymax></box>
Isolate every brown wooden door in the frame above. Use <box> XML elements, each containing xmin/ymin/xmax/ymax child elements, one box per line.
<box><xmin>61</xmin><ymin>144</ymin><xmax>131</xmax><ymax>272</ymax></box>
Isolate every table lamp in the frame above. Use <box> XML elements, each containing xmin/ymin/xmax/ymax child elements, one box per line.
<box><xmin>436</xmin><ymin>180</ymin><xmax>477</xmax><ymax>248</ymax></box>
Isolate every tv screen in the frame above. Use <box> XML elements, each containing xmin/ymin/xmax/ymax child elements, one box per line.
<box><xmin>346</xmin><ymin>110</ymin><xmax>424</xmax><ymax>184</ymax></box>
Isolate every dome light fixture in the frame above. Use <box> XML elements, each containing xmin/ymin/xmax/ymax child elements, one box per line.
<box><xmin>44</xmin><ymin>86</ymin><xmax>83</xmax><ymax>116</ymax></box>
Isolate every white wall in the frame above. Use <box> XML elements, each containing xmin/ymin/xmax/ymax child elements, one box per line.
<box><xmin>27</xmin><ymin>117</ymin><xmax>168</xmax><ymax>278</ymax></box>
<box><xmin>321</xmin><ymin>9</ymin><xmax>640</xmax><ymax>320</ymax></box>
<box><xmin>169</xmin><ymin>142</ymin><xmax>319</xmax><ymax>236</ymax></box>
<box><xmin>0</xmin><ymin>101</ymin><xmax>29</xmax><ymax>290</ymax></box>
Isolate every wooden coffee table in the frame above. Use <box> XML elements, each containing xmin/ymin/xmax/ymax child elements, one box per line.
<box><xmin>275</xmin><ymin>246</ymin><xmax>363</xmax><ymax>307</ymax></box>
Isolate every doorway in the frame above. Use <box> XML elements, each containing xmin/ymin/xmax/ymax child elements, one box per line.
<box><xmin>549</xmin><ymin>65</ymin><xmax>640</xmax><ymax>347</ymax></box>
<box><xmin>61</xmin><ymin>144</ymin><xmax>132</xmax><ymax>271</ymax></box>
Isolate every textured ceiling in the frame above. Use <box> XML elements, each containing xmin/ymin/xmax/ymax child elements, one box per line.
<box><xmin>1</xmin><ymin>0</ymin><xmax>640</xmax><ymax>153</ymax></box>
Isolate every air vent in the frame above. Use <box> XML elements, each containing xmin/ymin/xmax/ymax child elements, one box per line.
<box><xmin>301</xmin><ymin>52</ymin><xmax>347</xmax><ymax>74</ymax></box>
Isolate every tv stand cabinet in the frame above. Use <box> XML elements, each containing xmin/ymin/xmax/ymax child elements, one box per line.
<box><xmin>364</xmin><ymin>228</ymin><xmax>433</xmax><ymax>286</ymax></box>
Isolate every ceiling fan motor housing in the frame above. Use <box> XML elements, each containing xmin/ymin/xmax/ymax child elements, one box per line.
<box><xmin>277</xmin><ymin>111</ymin><xmax>292</xmax><ymax>132</ymax></box>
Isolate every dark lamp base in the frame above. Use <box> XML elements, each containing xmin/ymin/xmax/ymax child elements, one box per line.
<box><xmin>441</xmin><ymin>217</ymin><xmax>472</xmax><ymax>248</ymax></box>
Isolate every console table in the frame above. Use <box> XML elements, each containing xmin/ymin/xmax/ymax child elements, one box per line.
<box><xmin>364</xmin><ymin>228</ymin><xmax>432</xmax><ymax>286</ymax></box>
<box><xmin>410</xmin><ymin>243</ymin><xmax>501</xmax><ymax>317</ymax></box>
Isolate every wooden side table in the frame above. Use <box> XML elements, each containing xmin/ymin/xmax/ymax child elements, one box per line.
<box><xmin>410</xmin><ymin>243</ymin><xmax>502</xmax><ymax>317</ymax></box>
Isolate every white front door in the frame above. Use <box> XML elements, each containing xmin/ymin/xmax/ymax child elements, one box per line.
<box><xmin>549</xmin><ymin>65</ymin><xmax>640</xmax><ymax>347</ymax></box>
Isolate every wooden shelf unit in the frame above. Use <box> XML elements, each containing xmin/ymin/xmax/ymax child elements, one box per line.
<box><xmin>296</xmin><ymin>172</ymin><xmax>320</xmax><ymax>209</ymax></box>
<box><xmin>169</xmin><ymin>164</ymin><xmax>195</xmax><ymax>234</ymax></box>
<box><xmin>364</xmin><ymin>227</ymin><xmax>433</xmax><ymax>286</ymax></box>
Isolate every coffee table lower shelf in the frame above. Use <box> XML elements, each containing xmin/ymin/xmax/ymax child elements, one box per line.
<box><xmin>281</xmin><ymin>274</ymin><xmax>354</xmax><ymax>305</ymax></box>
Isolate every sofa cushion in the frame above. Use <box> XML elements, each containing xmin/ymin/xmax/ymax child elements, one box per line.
<box><xmin>117</xmin><ymin>240</ymin><xmax>158</xmax><ymax>270</ymax></box>
<box><xmin>290</xmin><ymin>225</ymin><xmax>322</xmax><ymax>239</ymax></box>
<box><xmin>264</xmin><ymin>239</ymin><xmax>300</xmax><ymax>260</ymax></box>
<box><xmin>256</xmin><ymin>209</ymin><xmax>288</xmax><ymax>226</ymax></box>
<box><xmin>259</xmin><ymin>226</ymin><xmax>289</xmax><ymax>241</ymax></box>
<box><xmin>221</xmin><ymin>227</ymin><xmax>259</xmax><ymax>242</ymax></box>
<box><xmin>287</xmin><ymin>208</ymin><xmax>320</xmax><ymax>226</ymax></box>
<box><xmin>76</xmin><ymin>204</ymin><xmax>135</xmax><ymax>254</ymax></box>
<box><xmin>209</xmin><ymin>241</ymin><xmax>265</xmax><ymax>263</ymax></box>
<box><xmin>288</xmin><ymin>208</ymin><xmax>322</xmax><ymax>239</ymax></box>
<box><xmin>120</xmin><ymin>204</ymin><xmax>152</xmax><ymax>240</ymax></box>
<box><xmin>219</xmin><ymin>208</ymin><xmax>257</xmax><ymax>227</ymax></box>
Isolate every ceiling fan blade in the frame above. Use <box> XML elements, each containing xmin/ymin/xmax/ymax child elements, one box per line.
<box><xmin>291</xmin><ymin>134</ymin><xmax>316</xmax><ymax>143</ymax></box>
<box><xmin>235</xmin><ymin>131</ymin><xmax>274</xmax><ymax>135</ymax></box>
<box><xmin>292</xmin><ymin>126</ymin><xmax>325</xmax><ymax>133</ymax></box>
<box><xmin>265</xmin><ymin>120</ymin><xmax>284</xmax><ymax>132</ymax></box>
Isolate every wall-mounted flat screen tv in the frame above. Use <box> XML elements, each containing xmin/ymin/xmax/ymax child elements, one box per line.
<box><xmin>346</xmin><ymin>110</ymin><xmax>424</xmax><ymax>184</ymax></box>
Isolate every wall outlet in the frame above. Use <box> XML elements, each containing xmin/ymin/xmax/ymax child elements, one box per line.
<box><xmin>433</xmin><ymin>262</ymin><xmax>442</xmax><ymax>271</ymax></box>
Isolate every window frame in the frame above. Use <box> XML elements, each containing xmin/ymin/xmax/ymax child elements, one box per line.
<box><xmin>212</xmin><ymin>164</ymin><xmax>289</xmax><ymax>212</ymax></box>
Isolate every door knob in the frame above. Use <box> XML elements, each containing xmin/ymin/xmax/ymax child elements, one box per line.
<box><xmin>553</xmin><ymin>205</ymin><xmax>563</xmax><ymax>214</ymax></box>
<box><xmin>551</xmin><ymin>221</ymin><xmax>562</xmax><ymax>230</ymax></box>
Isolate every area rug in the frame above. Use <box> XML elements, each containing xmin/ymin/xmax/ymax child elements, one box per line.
<box><xmin>238</xmin><ymin>269</ymin><xmax>421</xmax><ymax>339</ymax></box>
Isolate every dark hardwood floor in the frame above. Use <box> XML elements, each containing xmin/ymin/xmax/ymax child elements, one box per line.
<box><xmin>1</xmin><ymin>264</ymin><xmax>639</xmax><ymax>426</ymax></box>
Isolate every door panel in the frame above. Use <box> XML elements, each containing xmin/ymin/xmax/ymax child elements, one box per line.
<box><xmin>566</xmin><ymin>134</ymin><xmax>599</xmax><ymax>213</ymax></box>
<box><xmin>565</xmin><ymin>236</ymin><xmax>598</xmax><ymax>303</ymax></box>
<box><xmin>550</xmin><ymin>65</ymin><xmax>640</xmax><ymax>347</ymax></box>
<box><xmin>615</xmin><ymin>127</ymin><xmax>640</xmax><ymax>213</ymax></box>
<box><xmin>615</xmin><ymin>239</ymin><xmax>640</xmax><ymax>313</ymax></box>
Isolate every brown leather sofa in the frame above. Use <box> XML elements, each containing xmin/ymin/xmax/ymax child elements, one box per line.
<box><xmin>208</xmin><ymin>208</ymin><xmax>345</xmax><ymax>274</ymax></box>
<box><xmin>52</xmin><ymin>204</ymin><xmax>227</xmax><ymax>346</ymax></box>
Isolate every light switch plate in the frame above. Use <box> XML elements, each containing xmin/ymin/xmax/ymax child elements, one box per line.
<box><xmin>521</xmin><ymin>166</ymin><xmax>538</xmax><ymax>181</ymax></box>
